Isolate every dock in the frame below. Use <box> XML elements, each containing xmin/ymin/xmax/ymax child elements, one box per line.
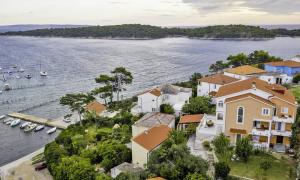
<box><xmin>8</xmin><ymin>112</ymin><xmax>75</xmax><ymax>129</ymax></box>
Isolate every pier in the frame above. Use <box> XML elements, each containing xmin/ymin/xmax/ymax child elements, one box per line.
<box><xmin>8</xmin><ymin>112</ymin><xmax>75</xmax><ymax>129</ymax></box>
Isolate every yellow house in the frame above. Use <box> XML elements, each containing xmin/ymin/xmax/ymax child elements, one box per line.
<box><xmin>132</xmin><ymin>125</ymin><xmax>172</xmax><ymax>168</ymax></box>
<box><xmin>214</xmin><ymin>77</ymin><xmax>297</xmax><ymax>151</ymax></box>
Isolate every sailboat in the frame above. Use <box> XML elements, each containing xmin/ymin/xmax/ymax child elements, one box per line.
<box><xmin>39</xmin><ymin>62</ymin><xmax>47</xmax><ymax>77</ymax></box>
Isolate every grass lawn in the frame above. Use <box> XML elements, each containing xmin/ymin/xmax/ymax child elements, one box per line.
<box><xmin>291</xmin><ymin>85</ymin><xmax>300</xmax><ymax>102</ymax></box>
<box><xmin>218</xmin><ymin>153</ymin><xmax>296</xmax><ymax>180</ymax></box>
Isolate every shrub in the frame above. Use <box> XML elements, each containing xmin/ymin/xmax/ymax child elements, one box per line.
<box><xmin>293</xmin><ymin>74</ymin><xmax>300</xmax><ymax>83</ymax></box>
<box><xmin>160</xmin><ymin>104</ymin><xmax>175</xmax><ymax>114</ymax></box>
<box><xmin>215</xmin><ymin>162</ymin><xmax>231</xmax><ymax>179</ymax></box>
<box><xmin>260</xmin><ymin>160</ymin><xmax>272</xmax><ymax>171</ymax></box>
<box><xmin>235</xmin><ymin>136</ymin><xmax>252</xmax><ymax>162</ymax></box>
<box><xmin>185</xmin><ymin>124</ymin><xmax>198</xmax><ymax>137</ymax></box>
<box><xmin>202</xmin><ymin>141</ymin><xmax>210</xmax><ymax>150</ymax></box>
<box><xmin>212</xmin><ymin>133</ymin><xmax>230</xmax><ymax>154</ymax></box>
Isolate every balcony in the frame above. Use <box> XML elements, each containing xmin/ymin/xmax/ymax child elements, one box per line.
<box><xmin>251</xmin><ymin>128</ymin><xmax>270</xmax><ymax>136</ymax></box>
<box><xmin>253</xmin><ymin>142</ymin><xmax>269</xmax><ymax>149</ymax></box>
<box><xmin>271</xmin><ymin>130</ymin><xmax>292</xmax><ymax>137</ymax></box>
<box><xmin>273</xmin><ymin>116</ymin><xmax>294</xmax><ymax>123</ymax></box>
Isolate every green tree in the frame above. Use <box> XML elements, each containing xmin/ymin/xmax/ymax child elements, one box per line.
<box><xmin>111</xmin><ymin>67</ymin><xmax>133</xmax><ymax>102</ymax></box>
<box><xmin>115</xmin><ymin>172</ymin><xmax>140</xmax><ymax>180</ymax></box>
<box><xmin>92</xmin><ymin>85</ymin><xmax>112</xmax><ymax>105</ymax></box>
<box><xmin>184</xmin><ymin>173</ymin><xmax>206</xmax><ymax>180</ymax></box>
<box><xmin>44</xmin><ymin>142</ymin><xmax>68</xmax><ymax>174</ymax></box>
<box><xmin>209</xmin><ymin>60</ymin><xmax>227</xmax><ymax>73</ymax></box>
<box><xmin>160</xmin><ymin>104</ymin><xmax>175</xmax><ymax>114</ymax></box>
<box><xmin>235</xmin><ymin>136</ymin><xmax>253</xmax><ymax>162</ymax></box>
<box><xmin>54</xmin><ymin>156</ymin><xmax>96</xmax><ymax>180</ymax></box>
<box><xmin>227</xmin><ymin>53</ymin><xmax>248</xmax><ymax>67</ymax></box>
<box><xmin>182</xmin><ymin>96</ymin><xmax>214</xmax><ymax>114</ymax></box>
<box><xmin>60</xmin><ymin>93</ymin><xmax>95</xmax><ymax>126</ymax></box>
<box><xmin>189</xmin><ymin>73</ymin><xmax>202</xmax><ymax>87</ymax></box>
<box><xmin>212</xmin><ymin>133</ymin><xmax>230</xmax><ymax>155</ymax></box>
<box><xmin>215</xmin><ymin>162</ymin><xmax>231</xmax><ymax>179</ymax></box>
<box><xmin>95</xmin><ymin>74</ymin><xmax>115</xmax><ymax>103</ymax></box>
<box><xmin>293</xmin><ymin>74</ymin><xmax>300</xmax><ymax>84</ymax></box>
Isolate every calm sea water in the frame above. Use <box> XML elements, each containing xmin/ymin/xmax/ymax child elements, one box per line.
<box><xmin>0</xmin><ymin>36</ymin><xmax>300</xmax><ymax>166</ymax></box>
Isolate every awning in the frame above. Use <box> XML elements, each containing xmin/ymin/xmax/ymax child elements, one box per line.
<box><xmin>230</xmin><ymin>128</ymin><xmax>247</xmax><ymax>134</ymax></box>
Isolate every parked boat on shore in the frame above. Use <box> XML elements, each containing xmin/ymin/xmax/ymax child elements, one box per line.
<box><xmin>35</xmin><ymin>125</ymin><xmax>45</xmax><ymax>132</ymax></box>
<box><xmin>0</xmin><ymin>115</ymin><xmax>6</xmax><ymax>120</ymax></box>
<box><xmin>24</xmin><ymin>123</ymin><xmax>37</xmax><ymax>132</ymax></box>
<box><xmin>20</xmin><ymin>122</ymin><xmax>31</xmax><ymax>129</ymax></box>
<box><xmin>10</xmin><ymin>119</ymin><xmax>21</xmax><ymax>127</ymax></box>
<box><xmin>3</xmin><ymin>118</ymin><xmax>13</xmax><ymax>123</ymax></box>
<box><xmin>47</xmin><ymin>127</ymin><xmax>57</xmax><ymax>134</ymax></box>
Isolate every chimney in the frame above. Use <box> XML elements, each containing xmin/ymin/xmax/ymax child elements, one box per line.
<box><xmin>252</xmin><ymin>82</ymin><xmax>256</xmax><ymax>90</ymax></box>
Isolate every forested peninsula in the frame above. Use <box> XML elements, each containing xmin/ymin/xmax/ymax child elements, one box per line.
<box><xmin>1</xmin><ymin>24</ymin><xmax>300</xmax><ymax>39</ymax></box>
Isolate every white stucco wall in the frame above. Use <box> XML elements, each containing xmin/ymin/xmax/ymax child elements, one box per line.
<box><xmin>132</xmin><ymin>125</ymin><xmax>149</xmax><ymax>137</ymax></box>
<box><xmin>258</xmin><ymin>74</ymin><xmax>293</xmax><ymax>84</ymax></box>
<box><xmin>132</xmin><ymin>141</ymin><xmax>149</xmax><ymax>168</ymax></box>
<box><xmin>224</xmin><ymin>72</ymin><xmax>248</xmax><ymax>80</ymax></box>
<box><xmin>137</xmin><ymin>93</ymin><xmax>162</xmax><ymax>113</ymax></box>
<box><xmin>197</xmin><ymin>82</ymin><xmax>221</xmax><ymax>96</ymax></box>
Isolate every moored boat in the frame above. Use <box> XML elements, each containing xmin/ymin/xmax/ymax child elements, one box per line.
<box><xmin>0</xmin><ymin>115</ymin><xmax>6</xmax><ymax>120</ymax></box>
<box><xmin>20</xmin><ymin>122</ymin><xmax>31</xmax><ymax>129</ymax></box>
<box><xmin>10</xmin><ymin>119</ymin><xmax>21</xmax><ymax>127</ymax></box>
<box><xmin>25</xmin><ymin>74</ymin><xmax>32</xmax><ymax>79</ymax></box>
<box><xmin>35</xmin><ymin>125</ymin><xmax>45</xmax><ymax>132</ymax></box>
<box><xmin>40</xmin><ymin>71</ymin><xmax>48</xmax><ymax>76</ymax></box>
<box><xmin>3</xmin><ymin>118</ymin><xmax>13</xmax><ymax>123</ymax></box>
<box><xmin>24</xmin><ymin>123</ymin><xmax>37</xmax><ymax>132</ymax></box>
<box><xmin>5</xmin><ymin>119</ymin><xmax>13</xmax><ymax>125</ymax></box>
<box><xmin>47</xmin><ymin>127</ymin><xmax>57</xmax><ymax>134</ymax></box>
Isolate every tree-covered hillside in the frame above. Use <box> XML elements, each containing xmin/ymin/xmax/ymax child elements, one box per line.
<box><xmin>1</xmin><ymin>24</ymin><xmax>299</xmax><ymax>39</ymax></box>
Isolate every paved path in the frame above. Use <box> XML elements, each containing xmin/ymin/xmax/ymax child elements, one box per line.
<box><xmin>8</xmin><ymin>112</ymin><xmax>75</xmax><ymax>129</ymax></box>
<box><xmin>0</xmin><ymin>147</ymin><xmax>53</xmax><ymax>180</ymax></box>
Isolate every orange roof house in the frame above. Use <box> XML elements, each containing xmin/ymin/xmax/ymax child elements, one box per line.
<box><xmin>199</xmin><ymin>74</ymin><xmax>239</xmax><ymax>85</ymax></box>
<box><xmin>177</xmin><ymin>114</ymin><xmax>204</xmax><ymax>130</ymax></box>
<box><xmin>224</xmin><ymin>65</ymin><xmax>266</xmax><ymax>75</ymax></box>
<box><xmin>132</xmin><ymin>125</ymin><xmax>172</xmax><ymax>167</ymax></box>
<box><xmin>265</xmin><ymin>60</ymin><xmax>300</xmax><ymax>68</ymax></box>
<box><xmin>85</xmin><ymin>101</ymin><xmax>107</xmax><ymax>115</ymax></box>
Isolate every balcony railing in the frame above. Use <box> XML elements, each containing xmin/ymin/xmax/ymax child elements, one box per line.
<box><xmin>273</xmin><ymin>116</ymin><xmax>294</xmax><ymax>123</ymax></box>
<box><xmin>271</xmin><ymin>130</ymin><xmax>292</xmax><ymax>137</ymax></box>
<box><xmin>251</xmin><ymin>128</ymin><xmax>270</xmax><ymax>136</ymax></box>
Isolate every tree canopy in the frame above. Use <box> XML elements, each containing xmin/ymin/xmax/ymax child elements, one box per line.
<box><xmin>2</xmin><ymin>24</ymin><xmax>299</xmax><ymax>39</ymax></box>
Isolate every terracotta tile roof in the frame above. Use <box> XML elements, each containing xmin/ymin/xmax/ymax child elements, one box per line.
<box><xmin>265</xmin><ymin>60</ymin><xmax>300</xmax><ymax>68</ymax></box>
<box><xmin>199</xmin><ymin>74</ymin><xmax>239</xmax><ymax>85</ymax></box>
<box><xmin>138</xmin><ymin>88</ymin><xmax>161</xmax><ymax>97</ymax></box>
<box><xmin>178</xmin><ymin>114</ymin><xmax>204</xmax><ymax>124</ymax></box>
<box><xmin>230</xmin><ymin>128</ymin><xmax>247</xmax><ymax>134</ymax></box>
<box><xmin>147</xmin><ymin>178</ymin><xmax>166</xmax><ymax>180</ymax></box>
<box><xmin>216</xmin><ymin>78</ymin><xmax>296</xmax><ymax>104</ymax></box>
<box><xmin>225</xmin><ymin>93</ymin><xmax>275</xmax><ymax>106</ymax></box>
<box><xmin>85</xmin><ymin>101</ymin><xmax>106</xmax><ymax>115</ymax></box>
<box><xmin>132</xmin><ymin>125</ymin><xmax>172</xmax><ymax>151</ymax></box>
<box><xmin>224</xmin><ymin>65</ymin><xmax>266</xmax><ymax>75</ymax></box>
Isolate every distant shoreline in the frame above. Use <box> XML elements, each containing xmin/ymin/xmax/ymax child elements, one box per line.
<box><xmin>0</xmin><ymin>34</ymin><xmax>280</xmax><ymax>41</ymax></box>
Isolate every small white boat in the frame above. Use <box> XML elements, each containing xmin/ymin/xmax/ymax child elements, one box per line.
<box><xmin>15</xmin><ymin>75</ymin><xmax>21</xmax><ymax>79</ymax></box>
<box><xmin>10</xmin><ymin>119</ymin><xmax>21</xmax><ymax>127</ymax></box>
<box><xmin>63</xmin><ymin>118</ymin><xmax>71</xmax><ymax>123</ymax></box>
<box><xmin>20</xmin><ymin>122</ymin><xmax>31</xmax><ymax>129</ymax></box>
<box><xmin>0</xmin><ymin>115</ymin><xmax>6</xmax><ymax>120</ymax></box>
<box><xmin>5</xmin><ymin>119</ymin><xmax>13</xmax><ymax>125</ymax></box>
<box><xmin>40</xmin><ymin>71</ymin><xmax>48</xmax><ymax>76</ymax></box>
<box><xmin>47</xmin><ymin>127</ymin><xmax>57</xmax><ymax>134</ymax></box>
<box><xmin>3</xmin><ymin>118</ymin><xmax>13</xmax><ymax>123</ymax></box>
<box><xmin>25</xmin><ymin>74</ymin><xmax>32</xmax><ymax>79</ymax></box>
<box><xmin>35</xmin><ymin>125</ymin><xmax>45</xmax><ymax>132</ymax></box>
<box><xmin>24</xmin><ymin>123</ymin><xmax>37</xmax><ymax>132</ymax></box>
<box><xmin>3</xmin><ymin>84</ymin><xmax>12</xmax><ymax>91</ymax></box>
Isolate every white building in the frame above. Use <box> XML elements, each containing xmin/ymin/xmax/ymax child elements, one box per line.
<box><xmin>197</xmin><ymin>74</ymin><xmax>239</xmax><ymax>97</ymax></box>
<box><xmin>224</xmin><ymin>65</ymin><xmax>292</xmax><ymax>85</ymax></box>
<box><xmin>132</xmin><ymin>112</ymin><xmax>175</xmax><ymax>137</ymax></box>
<box><xmin>132</xmin><ymin>85</ymin><xmax>192</xmax><ymax>116</ymax></box>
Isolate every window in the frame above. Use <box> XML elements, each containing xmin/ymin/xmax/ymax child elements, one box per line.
<box><xmin>214</xmin><ymin>84</ymin><xmax>217</xmax><ymax>89</ymax></box>
<box><xmin>236</xmin><ymin>134</ymin><xmax>242</xmax><ymax>143</ymax></box>
<box><xmin>237</xmin><ymin>107</ymin><xmax>244</xmax><ymax>123</ymax></box>
<box><xmin>151</xmin><ymin>108</ymin><xmax>156</xmax><ymax>112</ymax></box>
<box><xmin>281</xmin><ymin>107</ymin><xmax>288</xmax><ymax>114</ymax></box>
<box><xmin>262</xmin><ymin>108</ymin><xmax>270</xmax><ymax>116</ymax></box>
<box><xmin>217</xmin><ymin>113</ymin><xmax>223</xmax><ymax>121</ymax></box>
<box><xmin>218</xmin><ymin>101</ymin><xmax>223</xmax><ymax>108</ymax></box>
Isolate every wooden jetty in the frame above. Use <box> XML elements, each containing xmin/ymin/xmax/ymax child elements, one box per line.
<box><xmin>8</xmin><ymin>112</ymin><xmax>73</xmax><ymax>129</ymax></box>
